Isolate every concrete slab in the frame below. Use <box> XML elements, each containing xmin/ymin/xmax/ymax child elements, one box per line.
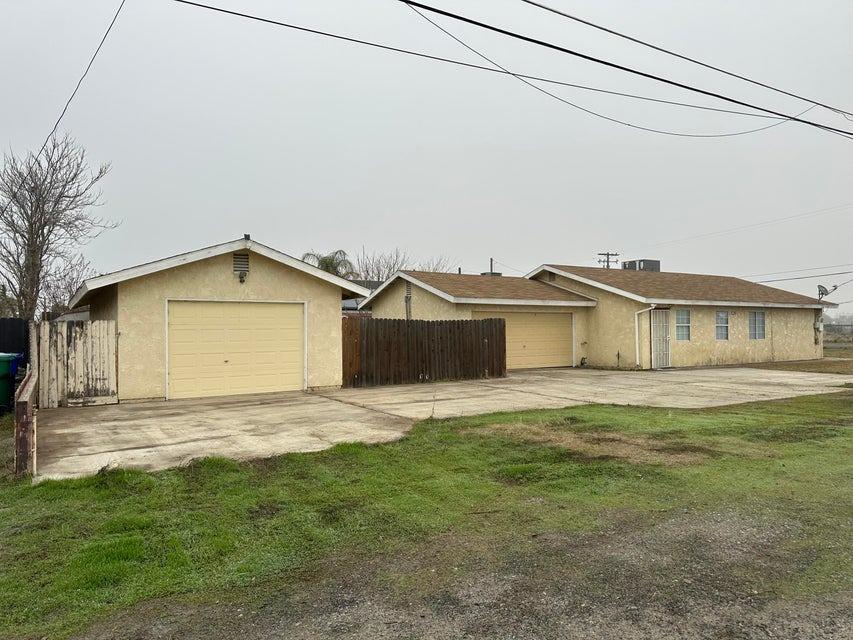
<box><xmin>35</xmin><ymin>366</ymin><xmax>853</xmax><ymax>480</ymax></box>
<box><xmin>321</xmin><ymin>380</ymin><xmax>583</xmax><ymax>420</ymax></box>
<box><xmin>36</xmin><ymin>392</ymin><xmax>412</xmax><ymax>480</ymax></box>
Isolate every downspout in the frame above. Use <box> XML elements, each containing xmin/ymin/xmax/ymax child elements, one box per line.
<box><xmin>635</xmin><ymin>304</ymin><xmax>656</xmax><ymax>368</ymax></box>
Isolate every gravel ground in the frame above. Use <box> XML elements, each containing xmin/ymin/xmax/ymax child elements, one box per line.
<box><xmin>78</xmin><ymin>509</ymin><xmax>851</xmax><ymax>640</ymax></box>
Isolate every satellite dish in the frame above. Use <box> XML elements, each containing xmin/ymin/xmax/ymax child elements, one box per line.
<box><xmin>818</xmin><ymin>285</ymin><xmax>830</xmax><ymax>297</ymax></box>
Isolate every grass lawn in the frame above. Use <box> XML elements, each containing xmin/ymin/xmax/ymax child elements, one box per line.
<box><xmin>1</xmin><ymin>391</ymin><xmax>852</xmax><ymax>639</ymax></box>
<box><xmin>745</xmin><ymin>343</ymin><xmax>853</xmax><ymax>375</ymax></box>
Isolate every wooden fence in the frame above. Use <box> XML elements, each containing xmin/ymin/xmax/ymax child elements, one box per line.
<box><xmin>38</xmin><ymin>320</ymin><xmax>118</xmax><ymax>408</ymax></box>
<box><xmin>342</xmin><ymin>317</ymin><xmax>506</xmax><ymax>388</ymax></box>
<box><xmin>14</xmin><ymin>365</ymin><xmax>37</xmax><ymax>477</ymax></box>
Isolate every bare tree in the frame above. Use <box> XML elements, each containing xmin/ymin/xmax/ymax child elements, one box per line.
<box><xmin>415</xmin><ymin>255</ymin><xmax>455</xmax><ymax>273</ymax></box>
<box><xmin>354</xmin><ymin>247</ymin><xmax>411</xmax><ymax>282</ymax></box>
<box><xmin>41</xmin><ymin>254</ymin><xmax>96</xmax><ymax>315</ymax></box>
<box><xmin>0</xmin><ymin>134</ymin><xmax>113</xmax><ymax>319</ymax></box>
<box><xmin>355</xmin><ymin>247</ymin><xmax>457</xmax><ymax>282</ymax></box>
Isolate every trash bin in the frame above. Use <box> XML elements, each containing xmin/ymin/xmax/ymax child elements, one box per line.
<box><xmin>0</xmin><ymin>352</ymin><xmax>19</xmax><ymax>412</ymax></box>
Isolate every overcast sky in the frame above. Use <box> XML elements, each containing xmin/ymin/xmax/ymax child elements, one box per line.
<box><xmin>2</xmin><ymin>0</ymin><xmax>852</xmax><ymax>309</ymax></box>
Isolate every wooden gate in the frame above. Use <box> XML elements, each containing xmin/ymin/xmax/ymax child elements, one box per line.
<box><xmin>342</xmin><ymin>317</ymin><xmax>506</xmax><ymax>388</ymax></box>
<box><xmin>38</xmin><ymin>321</ymin><xmax>118</xmax><ymax>408</ymax></box>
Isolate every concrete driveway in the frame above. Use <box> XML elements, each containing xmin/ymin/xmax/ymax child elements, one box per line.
<box><xmin>36</xmin><ymin>367</ymin><xmax>852</xmax><ymax>479</ymax></box>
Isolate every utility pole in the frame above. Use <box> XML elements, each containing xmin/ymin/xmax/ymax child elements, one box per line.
<box><xmin>597</xmin><ymin>252</ymin><xmax>619</xmax><ymax>269</ymax></box>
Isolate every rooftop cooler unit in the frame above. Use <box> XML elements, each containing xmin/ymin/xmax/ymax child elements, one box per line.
<box><xmin>622</xmin><ymin>259</ymin><xmax>660</xmax><ymax>272</ymax></box>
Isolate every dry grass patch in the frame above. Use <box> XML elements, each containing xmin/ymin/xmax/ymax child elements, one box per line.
<box><xmin>470</xmin><ymin>422</ymin><xmax>717</xmax><ymax>466</ymax></box>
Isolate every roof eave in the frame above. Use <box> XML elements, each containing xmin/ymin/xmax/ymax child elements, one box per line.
<box><xmin>358</xmin><ymin>272</ymin><xmax>595</xmax><ymax>310</ymax></box>
<box><xmin>69</xmin><ymin>238</ymin><xmax>370</xmax><ymax>306</ymax></box>
<box><xmin>646</xmin><ymin>298</ymin><xmax>827</xmax><ymax>309</ymax></box>
<box><xmin>455</xmin><ymin>297</ymin><xmax>596</xmax><ymax>307</ymax></box>
<box><xmin>529</xmin><ymin>265</ymin><xmax>824</xmax><ymax>309</ymax></box>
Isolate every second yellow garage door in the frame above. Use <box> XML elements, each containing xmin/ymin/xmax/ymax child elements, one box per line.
<box><xmin>472</xmin><ymin>311</ymin><xmax>573</xmax><ymax>370</ymax></box>
<box><xmin>168</xmin><ymin>301</ymin><xmax>304</xmax><ymax>399</ymax></box>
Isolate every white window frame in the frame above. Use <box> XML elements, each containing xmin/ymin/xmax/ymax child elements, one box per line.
<box><xmin>749</xmin><ymin>310</ymin><xmax>766</xmax><ymax>340</ymax></box>
<box><xmin>715</xmin><ymin>310</ymin><xmax>729</xmax><ymax>341</ymax></box>
<box><xmin>675</xmin><ymin>309</ymin><xmax>691</xmax><ymax>341</ymax></box>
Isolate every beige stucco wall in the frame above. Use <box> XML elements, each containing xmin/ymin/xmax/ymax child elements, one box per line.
<box><xmin>369</xmin><ymin>278</ymin><xmax>472</xmax><ymax>320</ymax></box>
<box><xmin>537</xmin><ymin>273</ymin><xmax>821</xmax><ymax>368</ymax></box>
<box><xmin>537</xmin><ymin>274</ymin><xmax>649</xmax><ymax>368</ymax></box>
<box><xmin>369</xmin><ymin>273</ymin><xmax>822</xmax><ymax>370</ymax></box>
<box><xmin>668</xmin><ymin>306</ymin><xmax>821</xmax><ymax>367</ymax></box>
<box><xmin>88</xmin><ymin>251</ymin><xmax>344</xmax><ymax>401</ymax></box>
<box><xmin>87</xmin><ymin>285</ymin><xmax>118</xmax><ymax>322</ymax></box>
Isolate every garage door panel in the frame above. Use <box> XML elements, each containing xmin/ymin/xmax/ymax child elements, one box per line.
<box><xmin>472</xmin><ymin>311</ymin><xmax>573</xmax><ymax>370</ymax></box>
<box><xmin>168</xmin><ymin>301</ymin><xmax>304</xmax><ymax>399</ymax></box>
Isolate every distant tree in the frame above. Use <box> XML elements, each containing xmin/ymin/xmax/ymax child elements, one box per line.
<box><xmin>301</xmin><ymin>249</ymin><xmax>357</xmax><ymax>279</ymax></box>
<box><xmin>355</xmin><ymin>247</ymin><xmax>456</xmax><ymax>282</ymax></box>
<box><xmin>354</xmin><ymin>247</ymin><xmax>410</xmax><ymax>282</ymax></box>
<box><xmin>41</xmin><ymin>254</ymin><xmax>96</xmax><ymax>315</ymax></box>
<box><xmin>0</xmin><ymin>134</ymin><xmax>113</xmax><ymax>320</ymax></box>
<box><xmin>0</xmin><ymin>285</ymin><xmax>17</xmax><ymax>317</ymax></box>
<box><xmin>415</xmin><ymin>255</ymin><xmax>455</xmax><ymax>273</ymax></box>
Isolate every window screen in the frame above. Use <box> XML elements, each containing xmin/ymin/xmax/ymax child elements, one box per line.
<box><xmin>749</xmin><ymin>311</ymin><xmax>766</xmax><ymax>340</ymax></box>
<box><xmin>675</xmin><ymin>309</ymin><xmax>691</xmax><ymax>341</ymax></box>
<box><xmin>715</xmin><ymin>311</ymin><xmax>729</xmax><ymax>340</ymax></box>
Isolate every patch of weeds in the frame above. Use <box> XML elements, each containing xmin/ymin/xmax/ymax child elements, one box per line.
<box><xmin>248</xmin><ymin>456</ymin><xmax>283</xmax><ymax>475</ymax></box>
<box><xmin>248</xmin><ymin>501</ymin><xmax>284</xmax><ymax>520</ymax></box>
<box><xmin>646</xmin><ymin>428</ymin><xmax>688</xmax><ymax>440</ymax></box>
<box><xmin>650</xmin><ymin>442</ymin><xmax>721</xmax><ymax>457</ymax></box>
<box><xmin>493</xmin><ymin>455</ymin><xmax>635</xmax><ymax>486</ymax></box>
<box><xmin>546</xmin><ymin>415</ymin><xmax>616</xmax><ymax>434</ymax></box>
<box><xmin>101</xmin><ymin>514</ymin><xmax>155</xmax><ymax>534</ymax></box>
<box><xmin>68</xmin><ymin>534</ymin><xmax>147</xmax><ymax>589</ymax></box>
<box><xmin>734</xmin><ymin>424</ymin><xmax>844</xmax><ymax>444</ymax></box>
<box><xmin>494</xmin><ymin>462</ymin><xmax>556</xmax><ymax>484</ymax></box>
<box><xmin>314</xmin><ymin>497</ymin><xmax>365</xmax><ymax>525</ymax></box>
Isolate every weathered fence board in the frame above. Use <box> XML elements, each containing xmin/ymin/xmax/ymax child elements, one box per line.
<box><xmin>14</xmin><ymin>365</ymin><xmax>37</xmax><ymax>477</ymax></box>
<box><xmin>38</xmin><ymin>320</ymin><xmax>118</xmax><ymax>408</ymax></box>
<box><xmin>342</xmin><ymin>317</ymin><xmax>506</xmax><ymax>388</ymax></box>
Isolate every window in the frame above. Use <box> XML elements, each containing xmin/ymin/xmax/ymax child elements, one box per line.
<box><xmin>715</xmin><ymin>311</ymin><xmax>729</xmax><ymax>340</ymax></box>
<box><xmin>675</xmin><ymin>309</ymin><xmax>691</xmax><ymax>341</ymax></box>
<box><xmin>749</xmin><ymin>311</ymin><xmax>766</xmax><ymax>340</ymax></box>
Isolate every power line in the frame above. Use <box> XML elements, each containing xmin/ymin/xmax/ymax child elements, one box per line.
<box><xmin>517</xmin><ymin>0</ymin><xmax>853</xmax><ymax>119</ymax></box>
<box><xmin>402</xmin><ymin>1</ymin><xmax>853</xmax><ymax>139</ymax></box>
<box><xmin>170</xmin><ymin>1</ymin><xmax>790</xmax><ymax>123</ymax></box>
<box><xmin>492</xmin><ymin>259</ymin><xmax>525</xmax><ymax>274</ymax></box>
<box><xmin>406</xmin><ymin>4</ymin><xmax>809</xmax><ymax>138</ymax></box>
<box><xmin>756</xmin><ymin>270</ymin><xmax>853</xmax><ymax>283</ymax></box>
<box><xmin>623</xmin><ymin>202</ymin><xmax>853</xmax><ymax>255</ymax></box>
<box><xmin>831</xmin><ymin>276</ymin><xmax>853</xmax><ymax>290</ymax></box>
<box><xmin>37</xmin><ymin>0</ymin><xmax>128</xmax><ymax>159</ymax></box>
<box><xmin>0</xmin><ymin>0</ymin><xmax>128</xmax><ymax>219</ymax></box>
<box><xmin>741</xmin><ymin>262</ymin><xmax>853</xmax><ymax>278</ymax></box>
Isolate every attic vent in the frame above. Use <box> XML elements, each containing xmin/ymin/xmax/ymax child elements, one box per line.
<box><xmin>233</xmin><ymin>253</ymin><xmax>250</xmax><ymax>273</ymax></box>
<box><xmin>405</xmin><ymin>281</ymin><xmax>412</xmax><ymax>296</ymax></box>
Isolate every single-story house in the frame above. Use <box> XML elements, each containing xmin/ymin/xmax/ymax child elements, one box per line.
<box><xmin>360</xmin><ymin>264</ymin><xmax>835</xmax><ymax>370</ymax></box>
<box><xmin>68</xmin><ymin>236</ymin><xmax>369</xmax><ymax>401</ymax></box>
<box><xmin>361</xmin><ymin>271</ymin><xmax>596</xmax><ymax>369</ymax></box>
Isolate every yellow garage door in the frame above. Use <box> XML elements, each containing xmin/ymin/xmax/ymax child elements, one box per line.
<box><xmin>168</xmin><ymin>301</ymin><xmax>304</xmax><ymax>399</ymax></box>
<box><xmin>472</xmin><ymin>311</ymin><xmax>573</xmax><ymax>370</ymax></box>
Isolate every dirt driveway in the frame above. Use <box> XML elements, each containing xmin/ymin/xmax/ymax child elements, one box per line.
<box><xmin>79</xmin><ymin>509</ymin><xmax>850</xmax><ymax>640</ymax></box>
<box><xmin>36</xmin><ymin>366</ymin><xmax>852</xmax><ymax>479</ymax></box>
